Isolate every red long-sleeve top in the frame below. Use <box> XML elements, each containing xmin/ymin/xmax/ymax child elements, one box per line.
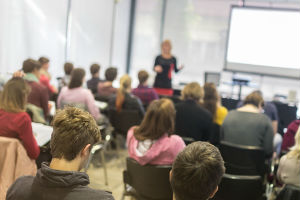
<box><xmin>0</xmin><ymin>109</ymin><xmax>40</xmax><ymax>159</ymax></box>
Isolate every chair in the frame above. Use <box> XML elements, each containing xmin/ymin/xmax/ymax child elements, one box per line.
<box><xmin>210</xmin><ymin>123</ymin><xmax>221</xmax><ymax>146</ymax></box>
<box><xmin>276</xmin><ymin>184</ymin><xmax>300</xmax><ymax>200</ymax></box>
<box><xmin>108</xmin><ymin>109</ymin><xmax>142</xmax><ymax>135</ymax></box>
<box><xmin>219</xmin><ymin>141</ymin><xmax>265</xmax><ymax>177</ymax></box>
<box><xmin>122</xmin><ymin>157</ymin><xmax>173</xmax><ymax>200</ymax></box>
<box><xmin>214</xmin><ymin>174</ymin><xmax>264</xmax><ymax>200</ymax></box>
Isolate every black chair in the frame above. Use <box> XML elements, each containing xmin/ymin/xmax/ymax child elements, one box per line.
<box><xmin>122</xmin><ymin>157</ymin><xmax>172</xmax><ymax>200</ymax></box>
<box><xmin>219</xmin><ymin>141</ymin><xmax>265</xmax><ymax>177</ymax></box>
<box><xmin>214</xmin><ymin>173</ymin><xmax>264</xmax><ymax>200</ymax></box>
<box><xmin>210</xmin><ymin>123</ymin><xmax>221</xmax><ymax>146</ymax></box>
<box><xmin>108</xmin><ymin>109</ymin><xmax>142</xmax><ymax>135</ymax></box>
<box><xmin>276</xmin><ymin>184</ymin><xmax>300</xmax><ymax>200</ymax></box>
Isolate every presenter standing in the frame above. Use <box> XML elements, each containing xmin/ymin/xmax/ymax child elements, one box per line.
<box><xmin>153</xmin><ymin>40</ymin><xmax>183</xmax><ymax>96</ymax></box>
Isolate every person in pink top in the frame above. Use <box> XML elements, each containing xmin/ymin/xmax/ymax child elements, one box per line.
<box><xmin>127</xmin><ymin>98</ymin><xmax>185</xmax><ymax>165</ymax></box>
<box><xmin>57</xmin><ymin>68</ymin><xmax>102</xmax><ymax>122</ymax></box>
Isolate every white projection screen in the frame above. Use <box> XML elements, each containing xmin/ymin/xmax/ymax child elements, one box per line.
<box><xmin>225</xmin><ymin>6</ymin><xmax>300</xmax><ymax>79</ymax></box>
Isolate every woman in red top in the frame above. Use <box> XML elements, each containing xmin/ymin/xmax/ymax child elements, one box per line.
<box><xmin>0</xmin><ymin>77</ymin><xmax>40</xmax><ymax>159</ymax></box>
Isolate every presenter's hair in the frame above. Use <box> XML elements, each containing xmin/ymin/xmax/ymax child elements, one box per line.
<box><xmin>69</xmin><ymin>68</ymin><xmax>85</xmax><ymax>89</ymax></box>
<box><xmin>134</xmin><ymin>98</ymin><xmax>175</xmax><ymax>141</ymax></box>
<box><xmin>50</xmin><ymin>107</ymin><xmax>100</xmax><ymax>161</ymax></box>
<box><xmin>171</xmin><ymin>142</ymin><xmax>225</xmax><ymax>200</ymax></box>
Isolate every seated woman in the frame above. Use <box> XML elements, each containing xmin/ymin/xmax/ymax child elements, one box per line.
<box><xmin>108</xmin><ymin>74</ymin><xmax>144</xmax><ymax>117</ymax></box>
<box><xmin>175</xmin><ymin>82</ymin><xmax>213</xmax><ymax>142</ymax></box>
<box><xmin>0</xmin><ymin>77</ymin><xmax>40</xmax><ymax>159</ymax></box>
<box><xmin>203</xmin><ymin>83</ymin><xmax>228</xmax><ymax>126</ymax></box>
<box><xmin>38</xmin><ymin>57</ymin><xmax>58</xmax><ymax>97</ymax></box>
<box><xmin>127</xmin><ymin>99</ymin><xmax>185</xmax><ymax>165</ymax></box>
<box><xmin>277</xmin><ymin>127</ymin><xmax>300</xmax><ymax>187</ymax></box>
<box><xmin>221</xmin><ymin>92</ymin><xmax>274</xmax><ymax>158</ymax></box>
<box><xmin>57</xmin><ymin>68</ymin><xmax>102</xmax><ymax>122</ymax></box>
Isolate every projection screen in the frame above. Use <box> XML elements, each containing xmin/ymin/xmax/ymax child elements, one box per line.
<box><xmin>224</xmin><ymin>6</ymin><xmax>300</xmax><ymax>79</ymax></box>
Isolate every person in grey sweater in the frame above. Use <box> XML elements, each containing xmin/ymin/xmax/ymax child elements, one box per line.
<box><xmin>221</xmin><ymin>92</ymin><xmax>274</xmax><ymax>158</ymax></box>
<box><xmin>6</xmin><ymin>107</ymin><xmax>114</xmax><ymax>200</ymax></box>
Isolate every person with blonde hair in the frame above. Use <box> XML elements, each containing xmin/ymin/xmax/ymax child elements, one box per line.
<box><xmin>108</xmin><ymin>74</ymin><xmax>144</xmax><ymax>117</ymax></box>
<box><xmin>153</xmin><ymin>40</ymin><xmax>183</xmax><ymax>96</ymax></box>
<box><xmin>127</xmin><ymin>99</ymin><xmax>185</xmax><ymax>165</ymax></box>
<box><xmin>277</xmin><ymin>127</ymin><xmax>300</xmax><ymax>187</ymax></box>
<box><xmin>175</xmin><ymin>82</ymin><xmax>213</xmax><ymax>143</ymax></box>
<box><xmin>0</xmin><ymin>77</ymin><xmax>40</xmax><ymax>159</ymax></box>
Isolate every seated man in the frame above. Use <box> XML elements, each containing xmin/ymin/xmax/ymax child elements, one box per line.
<box><xmin>97</xmin><ymin>67</ymin><xmax>118</xmax><ymax>101</ymax></box>
<box><xmin>170</xmin><ymin>141</ymin><xmax>225</xmax><ymax>200</ymax></box>
<box><xmin>23</xmin><ymin>58</ymin><xmax>49</xmax><ymax>119</ymax></box>
<box><xmin>87</xmin><ymin>63</ymin><xmax>103</xmax><ymax>94</ymax></box>
<box><xmin>132</xmin><ymin>70</ymin><xmax>159</xmax><ymax>106</ymax></box>
<box><xmin>6</xmin><ymin>107</ymin><xmax>114</xmax><ymax>200</ymax></box>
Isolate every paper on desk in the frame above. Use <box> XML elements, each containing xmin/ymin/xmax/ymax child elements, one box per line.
<box><xmin>95</xmin><ymin>101</ymin><xmax>108</xmax><ymax>110</ymax></box>
<box><xmin>32</xmin><ymin>122</ymin><xmax>53</xmax><ymax>146</ymax></box>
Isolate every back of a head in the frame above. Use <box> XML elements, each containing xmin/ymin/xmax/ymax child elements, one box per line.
<box><xmin>50</xmin><ymin>107</ymin><xmax>100</xmax><ymax>161</ymax></box>
<box><xmin>90</xmin><ymin>63</ymin><xmax>100</xmax><ymax>76</ymax></box>
<box><xmin>134</xmin><ymin>98</ymin><xmax>175</xmax><ymax>141</ymax></box>
<box><xmin>38</xmin><ymin>57</ymin><xmax>50</xmax><ymax>66</ymax></box>
<box><xmin>203</xmin><ymin>83</ymin><xmax>218</xmax><ymax>117</ymax></box>
<box><xmin>138</xmin><ymin>70</ymin><xmax>149</xmax><ymax>85</ymax></box>
<box><xmin>22</xmin><ymin>58</ymin><xmax>41</xmax><ymax>73</ymax></box>
<box><xmin>244</xmin><ymin>91</ymin><xmax>264</xmax><ymax>108</ymax></box>
<box><xmin>171</xmin><ymin>142</ymin><xmax>225</xmax><ymax>200</ymax></box>
<box><xmin>64</xmin><ymin>62</ymin><xmax>74</xmax><ymax>75</ymax></box>
<box><xmin>181</xmin><ymin>82</ymin><xmax>203</xmax><ymax>102</ymax></box>
<box><xmin>288</xmin><ymin>127</ymin><xmax>300</xmax><ymax>159</ymax></box>
<box><xmin>116</xmin><ymin>74</ymin><xmax>131</xmax><ymax>112</ymax></box>
<box><xmin>69</xmin><ymin>68</ymin><xmax>86</xmax><ymax>89</ymax></box>
<box><xmin>105</xmin><ymin>67</ymin><xmax>117</xmax><ymax>81</ymax></box>
<box><xmin>0</xmin><ymin>77</ymin><xmax>31</xmax><ymax>113</ymax></box>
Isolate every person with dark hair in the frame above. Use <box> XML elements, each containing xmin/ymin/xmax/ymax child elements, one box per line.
<box><xmin>38</xmin><ymin>57</ymin><xmax>57</xmax><ymax>96</ymax></box>
<box><xmin>127</xmin><ymin>99</ymin><xmax>185</xmax><ymax>165</ymax></box>
<box><xmin>23</xmin><ymin>58</ymin><xmax>49</xmax><ymax>119</ymax></box>
<box><xmin>6</xmin><ymin>107</ymin><xmax>114</xmax><ymax>200</ymax></box>
<box><xmin>170</xmin><ymin>141</ymin><xmax>225</xmax><ymax>200</ymax></box>
<box><xmin>108</xmin><ymin>74</ymin><xmax>144</xmax><ymax>117</ymax></box>
<box><xmin>203</xmin><ymin>83</ymin><xmax>228</xmax><ymax>126</ymax></box>
<box><xmin>87</xmin><ymin>63</ymin><xmax>103</xmax><ymax>94</ymax></box>
<box><xmin>175</xmin><ymin>82</ymin><xmax>213</xmax><ymax>143</ymax></box>
<box><xmin>132</xmin><ymin>70</ymin><xmax>158</xmax><ymax>106</ymax></box>
<box><xmin>221</xmin><ymin>91</ymin><xmax>274</xmax><ymax>158</ymax></box>
<box><xmin>57</xmin><ymin>68</ymin><xmax>102</xmax><ymax>122</ymax></box>
<box><xmin>97</xmin><ymin>67</ymin><xmax>118</xmax><ymax>99</ymax></box>
<box><xmin>0</xmin><ymin>77</ymin><xmax>40</xmax><ymax>160</ymax></box>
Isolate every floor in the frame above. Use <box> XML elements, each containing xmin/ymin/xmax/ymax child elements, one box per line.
<box><xmin>86</xmin><ymin>149</ymin><xmax>129</xmax><ymax>200</ymax></box>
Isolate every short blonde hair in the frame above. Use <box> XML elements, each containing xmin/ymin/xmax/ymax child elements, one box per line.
<box><xmin>288</xmin><ymin>127</ymin><xmax>300</xmax><ymax>159</ymax></box>
<box><xmin>181</xmin><ymin>82</ymin><xmax>203</xmax><ymax>102</ymax></box>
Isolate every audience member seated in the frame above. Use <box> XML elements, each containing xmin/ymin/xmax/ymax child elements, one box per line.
<box><xmin>23</xmin><ymin>58</ymin><xmax>49</xmax><ymax>119</ymax></box>
<box><xmin>58</xmin><ymin>62</ymin><xmax>74</xmax><ymax>90</ymax></box>
<box><xmin>57</xmin><ymin>68</ymin><xmax>102</xmax><ymax>123</ymax></box>
<box><xmin>281</xmin><ymin>119</ymin><xmax>300</xmax><ymax>152</ymax></box>
<box><xmin>175</xmin><ymin>82</ymin><xmax>213</xmax><ymax>142</ymax></box>
<box><xmin>277</xmin><ymin>127</ymin><xmax>300</xmax><ymax>187</ymax></box>
<box><xmin>38</xmin><ymin>57</ymin><xmax>58</xmax><ymax>97</ymax></box>
<box><xmin>170</xmin><ymin>141</ymin><xmax>225</xmax><ymax>200</ymax></box>
<box><xmin>97</xmin><ymin>67</ymin><xmax>118</xmax><ymax>100</ymax></box>
<box><xmin>109</xmin><ymin>74</ymin><xmax>144</xmax><ymax>117</ymax></box>
<box><xmin>221</xmin><ymin>92</ymin><xmax>274</xmax><ymax>158</ymax></box>
<box><xmin>127</xmin><ymin>99</ymin><xmax>185</xmax><ymax>165</ymax></box>
<box><xmin>0</xmin><ymin>77</ymin><xmax>40</xmax><ymax>160</ymax></box>
<box><xmin>203</xmin><ymin>83</ymin><xmax>228</xmax><ymax>126</ymax></box>
<box><xmin>87</xmin><ymin>63</ymin><xmax>103</xmax><ymax>94</ymax></box>
<box><xmin>132</xmin><ymin>70</ymin><xmax>159</xmax><ymax>106</ymax></box>
<box><xmin>6</xmin><ymin>107</ymin><xmax>114</xmax><ymax>200</ymax></box>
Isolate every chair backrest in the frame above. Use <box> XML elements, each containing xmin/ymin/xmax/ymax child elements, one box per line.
<box><xmin>210</xmin><ymin>123</ymin><xmax>221</xmax><ymax>146</ymax></box>
<box><xmin>214</xmin><ymin>174</ymin><xmax>263</xmax><ymax>200</ymax></box>
<box><xmin>276</xmin><ymin>184</ymin><xmax>300</xmax><ymax>200</ymax></box>
<box><xmin>124</xmin><ymin>157</ymin><xmax>173</xmax><ymax>200</ymax></box>
<box><xmin>108</xmin><ymin>109</ymin><xmax>142</xmax><ymax>135</ymax></box>
<box><xmin>219</xmin><ymin>141</ymin><xmax>265</xmax><ymax>176</ymax></box>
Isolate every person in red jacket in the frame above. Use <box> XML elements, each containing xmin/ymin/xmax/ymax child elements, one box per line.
<box><xmin>0</xmin><ymin>77</ymin><xmax>40</xmax><ymax>159</ymax></box>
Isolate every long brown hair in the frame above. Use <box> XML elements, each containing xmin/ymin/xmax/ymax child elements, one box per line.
<box><xmin>116</xmin><ymin>74</ymin><xmax>131</xmax><ymax>112</ymax></box>
<box><xmin>203</xmin><ymin>83</ymin><xmax>218</xmax><ymax>119</ymax></box>
<box><xmin>69</xmin><ymin>68</ymin><xmax>85</xmax><ymax>89</ymax></box>
<box><xmin>134</xmin><ymin>98</ymin><xmax>175</xmax><ymax>141</ymax></box>
<box><xmin>0</xmin><ymin>77</ymin><xmax>31</xmax><ymax>112</ymax></box>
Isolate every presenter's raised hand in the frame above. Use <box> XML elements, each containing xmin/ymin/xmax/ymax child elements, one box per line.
<box><xmin>154</xmin><ymin>65</ymin><xmax>163</xmax><ymax>73</ymax></box>
<box><xmin>178</xmin><ymin>65</ymin><xmax>184</xmax><ymax>71</ymax></box>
